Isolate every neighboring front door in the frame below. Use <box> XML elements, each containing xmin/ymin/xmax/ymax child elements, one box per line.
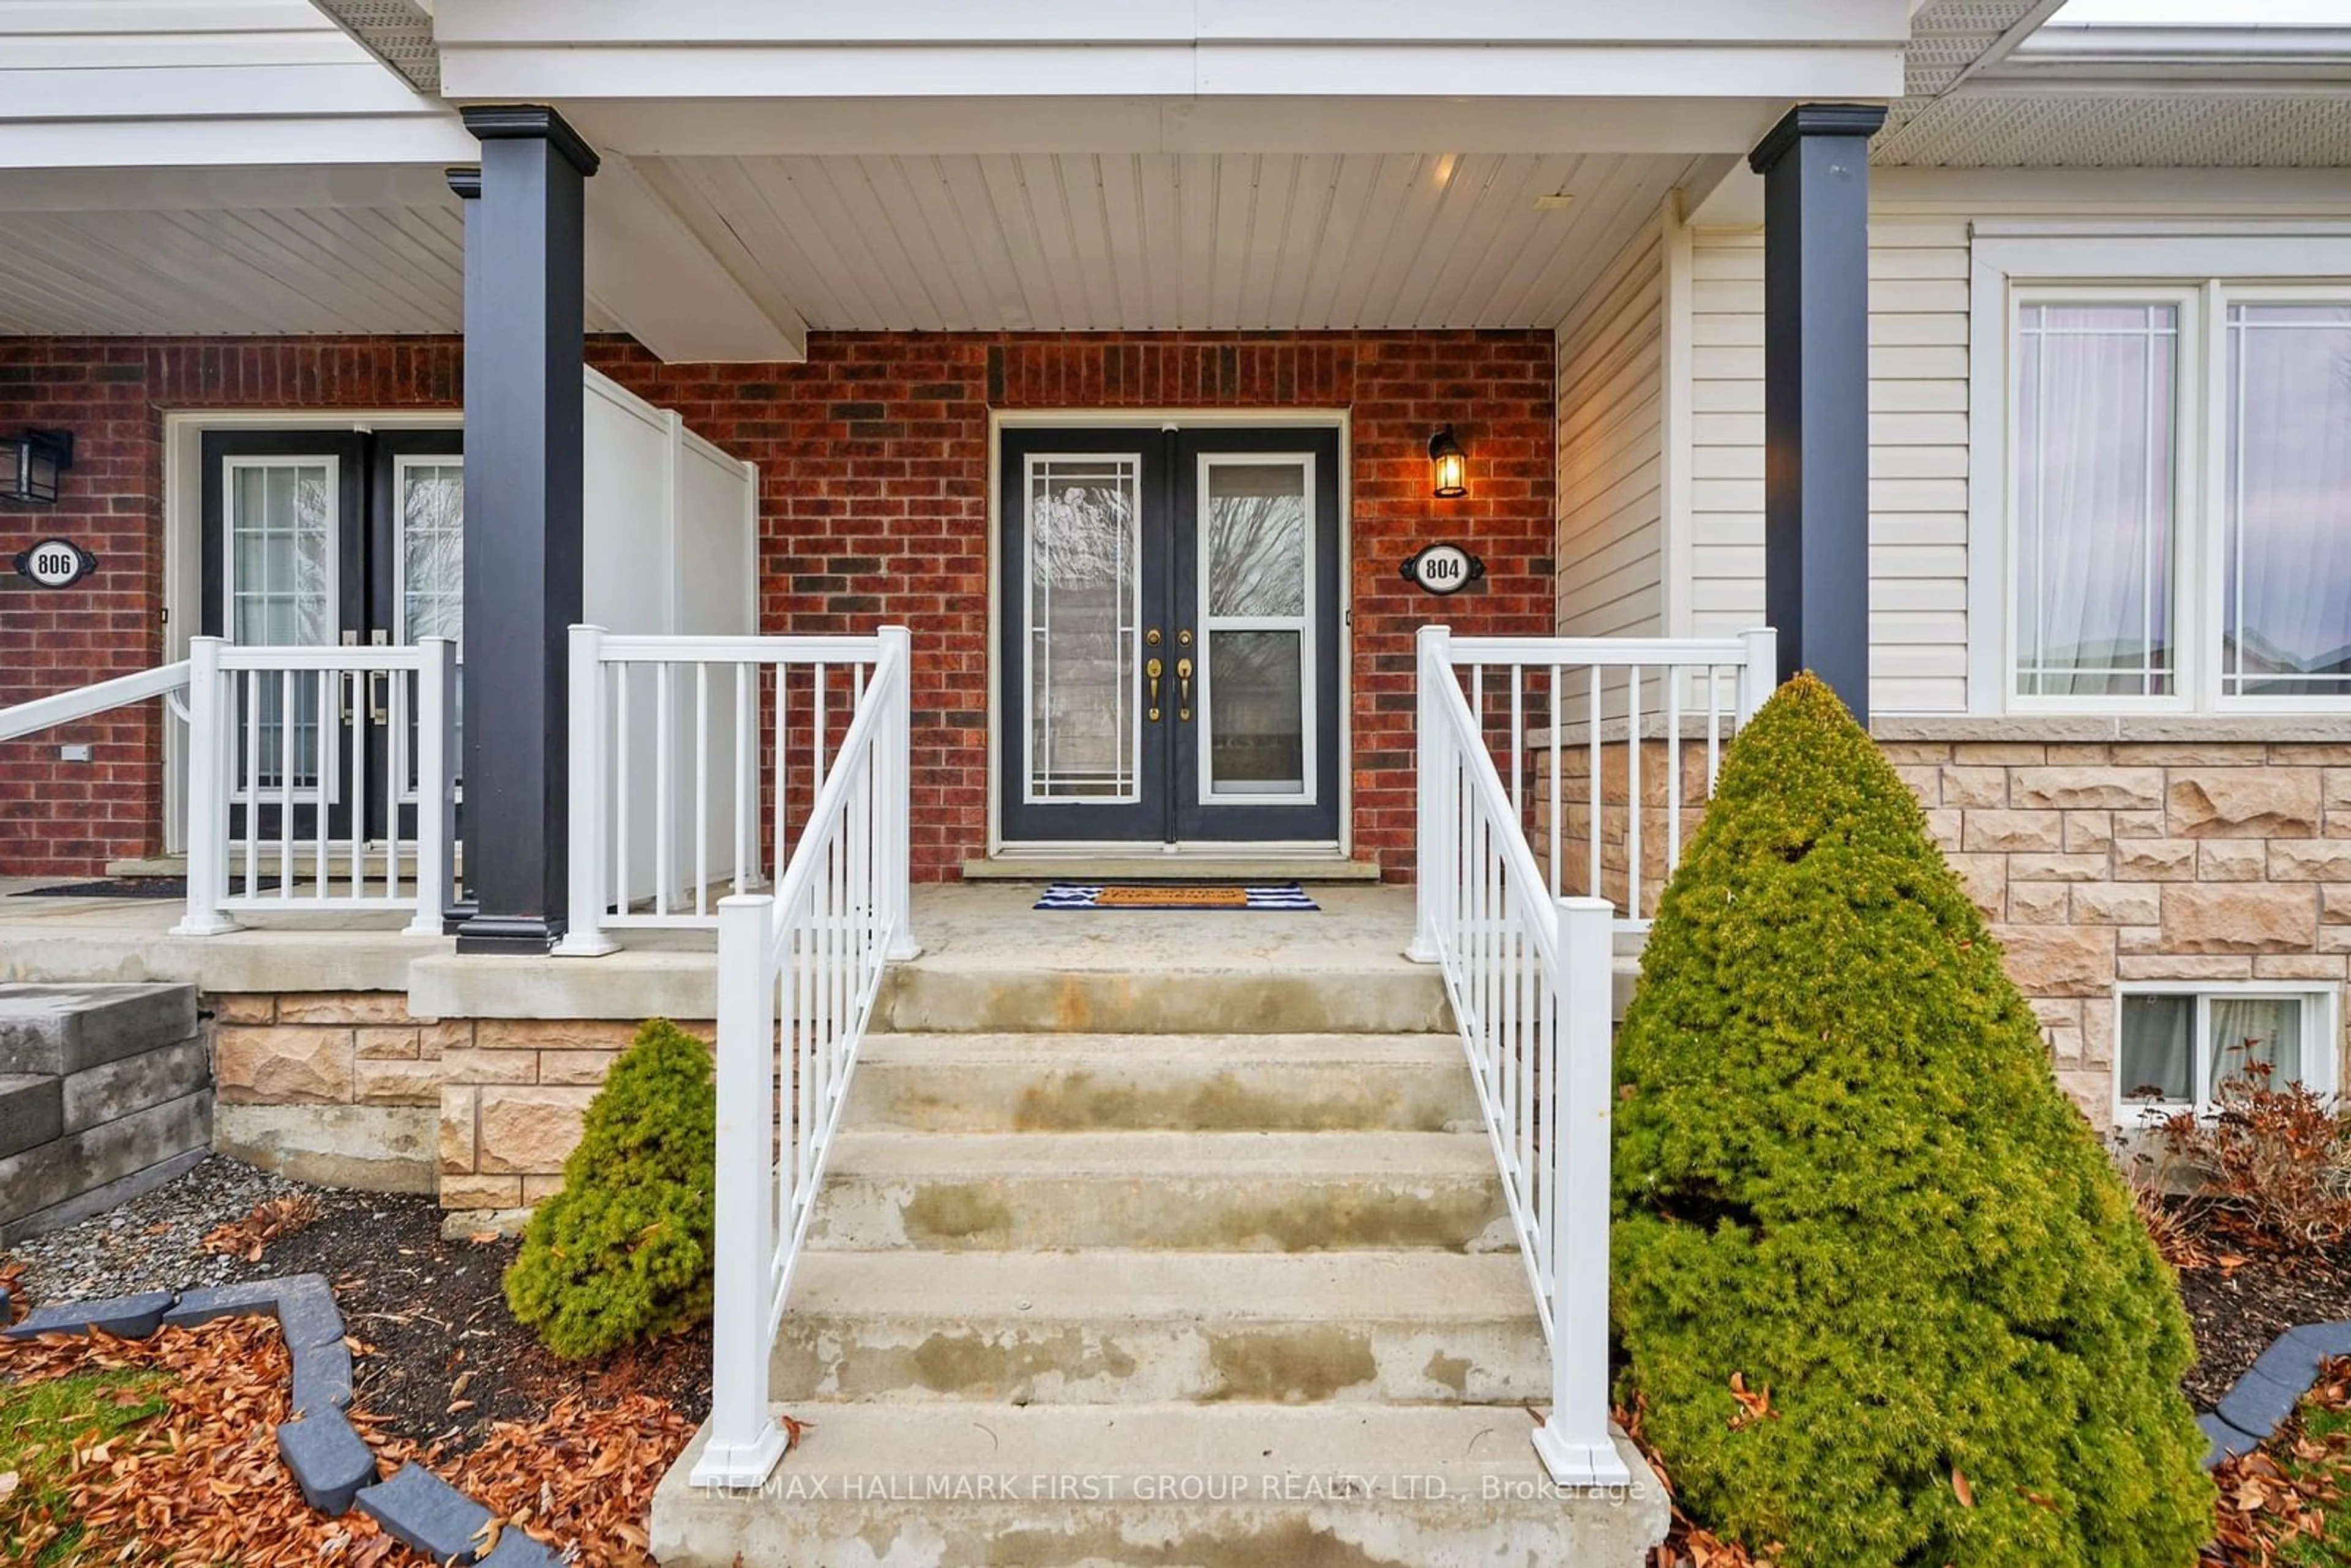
<box><xmin>199</xmin><ymin>429</ymin><xmax>463</xmax><ymax>847</ymax></box>
<box><xmin>999</xmin><ymin>424</ymin><xmax>1342</xmax><ymax>847</ymax></box>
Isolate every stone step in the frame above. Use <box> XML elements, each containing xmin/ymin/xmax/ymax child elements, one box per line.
<box><xmin>845</xmin><ymin>1033</ymin><xmax>1479</xmax><ymax>1133</ymax></box>
<box><xmin>651</xmin><ymin>1402</ymin><xmax>1665</xmax><ymax>1568</ymax></box>
<box><xmin>771</xmin><ymin>1250</ymin><xmax>1547</xmax><ymax>1405</ymax></box>
<box><xmin>0</xmin><ymin>983</ymin><xmax>196</xmax><ymax>1076</ymax></box>
<box><xmin>809</xmin><ymin>1130</ymin><xmax>1511</xmax><ymax>1253</ymax></box>
<box><xmin>873</xmin><ymin>961</ymin><xmax>1451</xmax><ymax>1037</ymax></box>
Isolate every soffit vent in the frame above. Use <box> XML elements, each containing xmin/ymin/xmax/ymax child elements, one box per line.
<box><xmin>1902</xmin><ymin>0</ymin><xmax>2049</xmax><ymax>96</ymax></box>
<box><xmin>313</xmin><ymin>0</ymin><xmax>440</xmax><ymax>94</ymax></box>
<box><xmin>1875</xmin><ymin>92</ymin><xmax>2351</xmax><ymax>167</ymax></box>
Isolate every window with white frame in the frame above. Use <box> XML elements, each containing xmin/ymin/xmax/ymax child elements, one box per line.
<box><xmin>2011</xmin><ymin>287</ymin><xmax>2351</xmax><ymax>709</ymax></box>
<box><xmin>2115</xmin><ymin>985</ymin><xmax>2338</xmax><ymax>1120</ymax></box>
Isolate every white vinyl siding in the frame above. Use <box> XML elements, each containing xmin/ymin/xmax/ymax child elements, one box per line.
<box><xmin>1684</xmin><ymin>219</ymin><xmax>1974</xmax><ymax>713</ymax></box>
<box><xmin>1556</xmin><ymin>216</ymin><xmax>1665</xmax><ymax>639</ymax></box>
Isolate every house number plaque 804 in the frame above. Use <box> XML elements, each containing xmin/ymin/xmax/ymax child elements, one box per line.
<box><xmin>1401</xmin><ymin>542</ymin><xmax>1484</xmax><ymax>597</ymax></box>
<box><xmin>13</xmin><ymin>538</ymin><xmax>97</xmax><ymax>589</ymax></box>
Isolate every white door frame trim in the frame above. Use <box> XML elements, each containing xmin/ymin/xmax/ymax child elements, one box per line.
<box><xmin>159</xmin><ymin>408</ymin><xmax>462</xmax><ymax>855</ymax></box>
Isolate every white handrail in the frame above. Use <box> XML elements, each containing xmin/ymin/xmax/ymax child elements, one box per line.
<box><xmin>695</xmin><ymin>626</ymin><xmax>913</xmax><ymax>1489</ymax></box>
<box><xmin>173</xmin><ymin>636</ymin><xmax>459</xmax><ymax>937</ymax></box>
<box><xmin>0</xmin><ymin>661</ymin><xmax>190</xmax><ymax>743</ymax></box>
<box><xmin>1414</xmin><ymin>623</ymin><xmax>1627</xmax><ymax>1488</ymax></box>
<box><xmin>561</xmin><ymin>624</ymin><xmax>918</xmax><ymax>957</ymax></box>
<box><xmin>1411</xmin><ymin>625</ymin><xmax>1774</xmax><ymax>958</ymax></box>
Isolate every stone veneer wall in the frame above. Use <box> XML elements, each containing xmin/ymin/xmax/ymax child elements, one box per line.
<box><xmin>209</xmin><ymin>992</ymin><xmax>709</xmax><ymax>1210</ymax></box>
<box><xmin>1538</xmin><ymin>734</ymin><xmax>2351</xmax><ymax>1128</ymax></box>
<box><xmin>1886</xmin><ymin>739</ymin><xmax>2351</xmax><ymax>1125</ymax></box>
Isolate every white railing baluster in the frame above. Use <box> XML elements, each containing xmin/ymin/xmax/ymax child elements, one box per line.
<box><xmin>654</xmin><ymin>663</ymin><xmax>673</xmax><ymax>918</ymax></box>
<box><xmin>1547</xmin><ymin>664</ymin><xmax>1561</xmax><ymax>900</ymax></box>
<box><xmin>315</xmin><ymin>668</ymin><xmax>336</xmax><ymax>901</ymax></box>
<box><xmin>559</xmin><ymin>626</ymin><xmax>619</xmax><ymax>956</ymax></box>
<box><xmin>173</xmin><ymin>639</ymin><xmax>234</xmax><ymax>936</ymax></box>
<box><xmin>734</xmin><ymin>662</ymin><xmax>752</xmax><ymax>896</ymax></box>
<box><xmin>1625</xmin><ymin>667</ymin><xmax>1641</xmax><ymax>923</ymax></box>
<box><xmin>1412</xmin><ymin>626</ymin><xmax>1777</xmax><ymax>1491</ymax></box>
<box><xmin>410</xmin><ymin>638</ymin><xmax>454</xmax><ymax>936</ymax></box>
<box><xmin>695</xmin><ymin>662</ymin><xmax>710</xmax><ymax>918</ymax></box>
<box><xmin>615</xmin><ymin>661</ymin><xmax>632</xmax><ymax>923</ymax></box>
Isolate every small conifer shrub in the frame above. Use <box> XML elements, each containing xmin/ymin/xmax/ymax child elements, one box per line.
<box><xmin>1611</xmin><ymin>673</ymin><xmax>2210</xmax><ymax>1567</ymax></box>
<box><xmin>504</xmin><ymin>1018</ymin><xmax>717</xmax><ymax>1360</ymax></box>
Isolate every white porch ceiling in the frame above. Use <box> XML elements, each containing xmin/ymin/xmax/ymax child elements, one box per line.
<box><xmin>0</xmin><ymin>203</ymin><xmax>465</xmax><ymax>337</ymax></box>
<box><xmin>640</xmin><ymin>151</ymin><xmax>1709</xmax><ymax>334</ymax></box>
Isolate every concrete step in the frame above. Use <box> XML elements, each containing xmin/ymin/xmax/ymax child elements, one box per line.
<box><xmin>651</xmin><ymin>1402</ymin><xmax>1666</xmax><ymax>1568</ymax></box>
<box><xmin>809</xmin><ymin>1130</ymin><xmax>1512</xmax><ymax>1253</ymax></box>
<box><xmin>844</xmin><ymin>1033</ymin><xmax>1479</xmax><ymax>1133</ymax></box>
<box><xmin>772</xmin><ymin>1250</ymin><xmax>1547</xmax><ymax>1405</ymax></box>
<box><xmin>874</xmin><ymin>962</ymin><xmax>1451</xmax><ymax>1036</ymax></box>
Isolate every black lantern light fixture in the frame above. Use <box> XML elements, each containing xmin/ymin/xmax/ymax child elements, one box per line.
<box><xmin>1428</xmin><ymin>425</ymin><xmax>1468</xmax><ymax>499</ymax></box>
<box><xmin>1</xmin><ymin>429</ymin><xmax>73</xmax><ymax>506</ymax></box>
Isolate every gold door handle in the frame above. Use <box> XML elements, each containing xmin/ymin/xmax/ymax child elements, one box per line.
<box><xmin>1176</xmin><ymin>658</ymin><xmax>1193</xmax><ymax>721</ymax></box>
<box><xmin>1146</xmin><ymin>656</ymin><xmax>1163</xmax><ymax>722</ymax></box>
<box><xmin>369</xmin><ymin>669</ymin><xmax>391</xmax><ymax>725</ymax></box>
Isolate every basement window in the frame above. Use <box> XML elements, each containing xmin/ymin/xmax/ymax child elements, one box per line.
<box><xmin>2115</xmin><ymin>985</ymin><xmax>2338</xmax><ymax>1120</ymax></box>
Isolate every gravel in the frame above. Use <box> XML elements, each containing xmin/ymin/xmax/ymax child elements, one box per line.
<box><xmin>5</xmin><ymin>1154</ymin><xmax>312</xmax><ymax>1304</ymax></box>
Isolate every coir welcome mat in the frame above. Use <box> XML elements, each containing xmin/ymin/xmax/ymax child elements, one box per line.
<box><xmin>1033</xmin><ymin>882</ymin><xmax>1320</xmax><ymax>912</ymax></box>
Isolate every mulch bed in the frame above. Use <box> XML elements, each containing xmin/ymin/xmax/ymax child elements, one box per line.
<box><xmin>233</xmin><ymin>1189</ymin><xmax>711</xmax><ymax>1457</ymax></box>
<box><xmin>2179</xmin><ymin>1238</ymin><xmax>2351</xmax><ymax>1410</ymax></box>
<box><xmin>2</xmin><ymin>1169</ymin><xmax>712</xmax><ymax>1566</ymax></box>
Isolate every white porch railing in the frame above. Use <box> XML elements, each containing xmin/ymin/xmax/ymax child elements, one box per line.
<box><xmin>174</xmin><ymin>636</ymin><xmax>459</xmax><ymax>937</ymax></box>
<box><xmin>1412</xmin><ymin>627</ymin><xmax>1777</xmax><ymax>940</ymax></box>
<box><xmin>693</xmin><ymin>625</ymin><xmax>914</xmax><ymax>1487</ymax></box>
<box><xmin>1408</xmin><ymin>623</ymin><xmax>1777</xmax><ymax>1489</ymax></box>
<box><xmin>560</xmin><ymin>625</ymin><xmax>910</xmax><ymax>957</ymax></box>
<box><xmin>0</xmin><ymin>661</ymin><xmax>191</xmax><ymax>745</ymax></box>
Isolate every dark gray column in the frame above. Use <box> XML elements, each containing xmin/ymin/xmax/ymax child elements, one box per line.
<box><xmin>443</xmin><ymin>166</ymin><xmax>481</xmax><ymax>934</ymax></box>
<box><xmin>1749</xmin><ymin>103</ymin><xmax>1887</xmax><ymax>722</ymax></box>
<box><xmin>454</xmin><ymin>107</ymin><xmax>598</xmax><ymax>954</ymax></box>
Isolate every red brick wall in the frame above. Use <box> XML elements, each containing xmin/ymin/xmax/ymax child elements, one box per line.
<box><xmin>0</xmin><ymin>340</ymin><xmax>460</xmax><ymax>878</ymax></box>
<box><xmin>1</xmin><ymin>331</ymin><xmax>1550</xmax><ymax>883</ymax></box>
<box><xmin>588</xmin><ymin>331</ymin><xmax>1556</xmax><ymax>882</ymax></box>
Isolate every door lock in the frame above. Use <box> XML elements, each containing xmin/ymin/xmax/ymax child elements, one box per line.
<box><xmin>1146</xmin><ymin>628</ymin><xmax>1162</xmax><ymax>647</ymax></box>
<box><xmin>1176</xmin><ymin>628</ymin><xmax>1193</xmax><ymax>648</ymax></box>
<box><xmin>1176</xmin><ymin>658</ymin><xmax>1193</xmax><ymax>722</ymax></box>
<box><xmin>1146</xmin><ymin>657</ymin><xmax>1163</xmax><ymax>722</ymax></box>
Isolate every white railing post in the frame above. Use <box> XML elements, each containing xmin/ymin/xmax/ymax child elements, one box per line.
<box><xmin>406</xmin><ymin>637</ymin><xmax>457</xmax><ymax>936</ymax></box>
<box><xmin>1534</xmin><ymin>893</ymin><xmax>1632</xmax><ymax>1488</ymax></box>
<box><xmin>879</xmin><ymin>625</ymin><xmax>921</xmax><ymax>961</ymax></box>
<box><xmin>171</xmin><ymin>637</ymin><xmax>238</xmax><ymax>937</ymax></box>
<box><xmin>695</xmin><ymin>893</ymin><xmax>789</xmax><ymax>1488</ymax></box>
<box><xmin>1407</xmin><ymin>623</ymin><xmax>1453</xmax><ymax>964</ymax></box>
<box><xmin>557</xmin><ymin>625</ymin><xmax>619</xmax><ymax>957</ymax></box>
<box><xmin>1736</xmin><ymin>626</ymin><xmax>1779</xmax><ymax>727</ymax></box>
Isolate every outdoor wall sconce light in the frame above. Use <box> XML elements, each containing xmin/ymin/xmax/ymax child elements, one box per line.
<box><xmin>1428</xmin><ymin>426</ymin><xmax>1468</xmax><ymax>499</ymax></box>
<box><xmin>1</xmin><ymin>429</ymin><xmax>73</xmax><ymax>505</ymax></box>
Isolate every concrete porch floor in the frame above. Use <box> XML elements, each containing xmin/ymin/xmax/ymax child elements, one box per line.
<box><xmin>0</xmin><ymin>880</ymin><xmax>1430</xmax><ymax>1022</ymax></box>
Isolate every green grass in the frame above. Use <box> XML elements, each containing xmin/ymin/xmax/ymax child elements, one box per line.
<box><xmin>0</xmin><ymin>1366</ymin><xmax>174</xmax><ymax>1568</ymax></box>
<box><xmin>2263</xmin><ymin>1398</ymin><xmax>2351</xmax><ymax>1568</ymax></box>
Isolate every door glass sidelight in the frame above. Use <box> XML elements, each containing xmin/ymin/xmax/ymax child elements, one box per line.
<box><xmin>225</xmin><ymin>457</ymin><xmax>337</xmax><ymax>800</ymax></box>
<box><xmin>1200</xmin><ymin>458</ymin><xmax>1312</xmax><ymax>801</ymax></box>
<box><xmin>395</xmin><ymin>454</ymin><xmax>465</xmax><ymax>803</ymax></box>
<box><xmin>1026</xmin><ymin>455</ymin><xmax>1144</xmax><ymax>803</ymax></box>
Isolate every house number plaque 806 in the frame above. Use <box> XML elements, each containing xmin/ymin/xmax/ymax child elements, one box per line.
<box><xmin>13</xmin><ymin>538</ymin><xmax>97</xmax><ymax>590</ymax></box>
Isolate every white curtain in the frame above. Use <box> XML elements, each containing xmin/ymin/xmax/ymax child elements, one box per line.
<box><xmin>2016</xmin><ymin>304</ymin><xmax>2178</xmax><ymax>698</ymax></box>
<box><xmin>2225</xmin><ymin>304</ymin><xmax>2351</xmax><ymax>697</ymax></box>
<box><xmin>2208</xmin><ymin>996</ymin><xmax>2304</xmax><ymax>1096</ymax></box>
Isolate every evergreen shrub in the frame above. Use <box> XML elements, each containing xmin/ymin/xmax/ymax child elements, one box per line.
<box><xmin>1611</xmin><ymin>673</ymin><xmax>2211</xmax><ymax>1567</ymax></box>
<box><xmin>505</xmin><ymin>1018</ymin><xmax>717</xmax><ymax>1360</ymax></box>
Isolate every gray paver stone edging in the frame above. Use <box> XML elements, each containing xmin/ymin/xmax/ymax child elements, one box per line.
<box><xmin>2200</xmin><ymin>1319</ymin><xmax>2351</xmax><ymax>1468</ymax></box>
<box><xmin>1</xmin><ymin>1274</ymin><xmax>561</xmax><ymax>1557</ymax></box>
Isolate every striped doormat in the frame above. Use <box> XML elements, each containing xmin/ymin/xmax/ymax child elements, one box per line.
<box><xmin>1033</xmin><ymin>882</ymin><xmax>1320</xmax><ymax>912</ymax></box>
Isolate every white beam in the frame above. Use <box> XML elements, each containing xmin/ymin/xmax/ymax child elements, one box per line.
<box><xmin>586</xmin><ymin>153</ymin><xmax>807</xmax><ymax>363</ymax></box>
<box><xmin>0</xmin><ymin>115</ymin><xmax>476</xmax><ymax>170</ymax></box>
<box><xmin>557</xmin><ymin>96</ymin><xmax>1811</xmax><ymax>159</ymax></box>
